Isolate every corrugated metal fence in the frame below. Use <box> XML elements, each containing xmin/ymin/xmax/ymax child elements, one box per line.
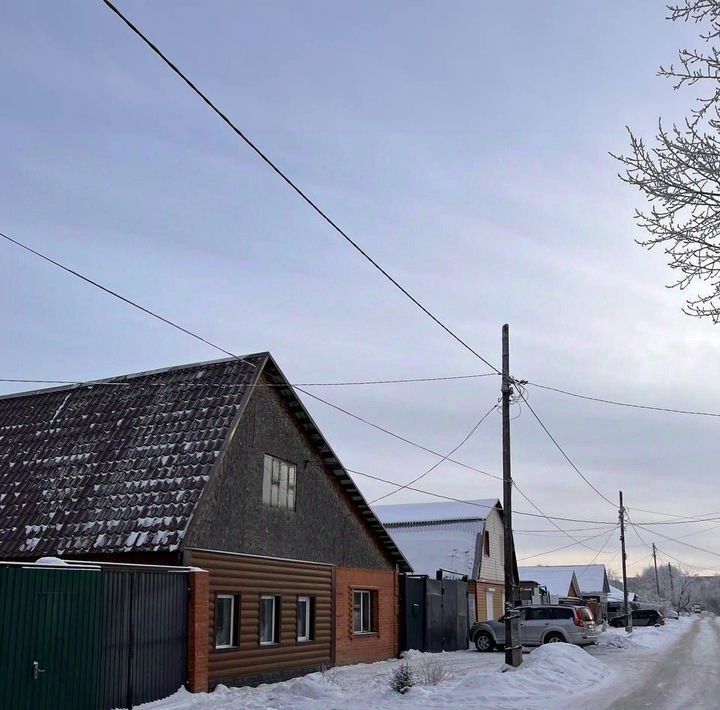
<box><xmin>0</xmin><ymin>562</ymin><xmax>188</xmax><ymax>710</ymax></box>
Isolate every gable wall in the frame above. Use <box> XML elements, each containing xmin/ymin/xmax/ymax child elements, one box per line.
<box><xmin>184</xmin><ymin>373</ymin><xmax>393</xmax><ymax>570</ymax></box>
<box><xmin>477</xmin><ymin>508</ymin><xmax>504</xmax><ymax>583</ymax></box>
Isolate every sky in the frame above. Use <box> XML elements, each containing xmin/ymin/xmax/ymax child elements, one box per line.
<box><xmin>2</xmin><ymin>0</ymin><xmax>719</xmax><ymax>576</ymax></box>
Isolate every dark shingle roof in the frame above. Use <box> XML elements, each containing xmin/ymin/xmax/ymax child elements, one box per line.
<box><xmin>0</xmin><ymin>355</ymin><xmax>264</xmax><ymax>557</ymax></box>
<box><xmin>0</xmin><ymin>353</ymin><xmax>410</xmax><ymax>571</ymax></box>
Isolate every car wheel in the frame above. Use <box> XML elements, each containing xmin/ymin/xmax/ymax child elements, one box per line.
<box><xmin>543</xmin><ymin>632</ymin><xmax>565</xmax><ymax>644</ymax></box>
<box><xmin>474</xmin><ymin>632</ymin><xmax>495</xmax><ymax>652</ymax></box>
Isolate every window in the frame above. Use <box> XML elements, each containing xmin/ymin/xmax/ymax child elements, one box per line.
<box><xmin>483</xmin><ymin>530</ymin><xmax>490</xmax><ymax>556</ymax></box>
<box><xmin>214</xmin><ymin>594</ymin><xmax>239</xmax><ymax>649</ymax></box>
<box><xmin>353</xmin><ymin>590</ymin><xmax>376</xmax><ymax>634</ymax></box>
<box><xmin>262</xmin><ymin>455</ymin><xmax>297</xmax><ymax>510</ymax></box>
<box><xmin>524</xmin><ymin>607</ymin><xmax>551</xmax><ymax>621</ymax></box>
<box><xmin>260</xmin><ymin>595</ymin><xmax>280</xmax><ymax>645</ymax></box>
<box><xmin>297</xmin><ymin>596</ymin><xmax>314</xmax><ymax>642</ymax></box>
<box><xmin>550</xmin><ymin>607</ymin><xmax>574</xmax><ymax>620</ymax></box>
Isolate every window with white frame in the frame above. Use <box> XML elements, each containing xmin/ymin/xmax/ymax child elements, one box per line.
<box><xmin>214</xmin><ymin>593</ymin><xmax>238</xmax><ymax>649</ymax></box>
<box><xmin>262</xmin><ymin>455</ymin><xmax>297</xmax><ymax>510</ymax></box>
<box><xmin>353</xmin><ymin>590</ymin><xmax>375</xmax><ymax>634</ymax></box>
<box><xmin>260</xmin><ymin>595</ymin><xmax>280</xmax><ymax>645</ymax></box>
<box><xmin>297</xmin><ymin>596</ymin><xmax>313</xmax><ymax>642</ymax></box>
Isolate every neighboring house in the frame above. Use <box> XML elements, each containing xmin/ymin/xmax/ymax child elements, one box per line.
<box><xmin>609</xmin><ymin>584</ymin><xmax>637</xmax><ymax>603</ymax></box>
<box><xmin>518</xmin><ymin>566</ymin><xmax>583</xmax><ymax>601</ymax></box>
<box><xmin>0</xmin><ymin>353</ymin><xmax>411</xmax><ymax>691</ymax></box>
<box><xmin>374</xmin><ymin>499</ymin><xmax>516</xmax><ymax>622</ymax></box>
<box><xmin>571</xmin><ymin>564</ymin><xmax>610</xmax><ymax>621</ymax></box>
<box><xmin>520</xmin><ymin>564</ymin><xmax>609</xmax><ymax>620</ymax></box>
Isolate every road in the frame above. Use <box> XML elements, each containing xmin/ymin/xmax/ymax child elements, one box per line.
<box><xmin>581</xmin><ymin>616</ymin><xmax>720</xmax><ymax>710</ymax></box>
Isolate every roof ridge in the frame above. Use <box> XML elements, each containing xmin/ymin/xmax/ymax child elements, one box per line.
<box><xmin>0</xmin><ymin>351</ymin><xmax>269</xmax><ymax>401</ymax></box>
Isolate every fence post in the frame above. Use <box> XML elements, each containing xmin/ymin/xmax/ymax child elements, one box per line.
<box><xmin>187</xmin><ymin>569</ymin><xmax>209</xmax><ymax>693</ymax></box>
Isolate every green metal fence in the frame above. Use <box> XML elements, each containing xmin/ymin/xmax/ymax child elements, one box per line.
<box><xmin>0</xmin><ymin>565</ymin><xmax>102</xmax><ymax>710</ymax></box>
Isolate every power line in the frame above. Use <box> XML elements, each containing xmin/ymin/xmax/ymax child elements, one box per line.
<box><xmin>370</xmin><ymin>402</ymin><xmax>499</xmax><ymax>505</ymax></box>
<box><xmin>515</xmin><ymin>387</ymin><xmax>616</xmax><ymax>507</ymax></box>
<box><xmin>575</xmin><ymin>528</ymin><xmax>619</xmax><ymax>580</ymax></box>
<box><xmin>0</xmin><ymin>372</ymin><xmax>498</xmax><ymax>388</ymax></box>
<box><xmin>0</xmin><ymin>231</ymin><xmax>257</xmax><ymax>369</ymax></box>
<box><xmin>349</xmin><ymin>467</ymin><xmax>619</xmax><ymax>524</ymax></box>
<box><xmin>99</xmin><ymin>0</ymin><xmax>500</xmax><ymax>375</ymax></box>
<box><xmin>633</xmin><ymin>521</ymin><xmax>720</xmax><ymax>560</ymax></box>
<box><xmin>517</xmin><ymin>526</ymin><xmax>618</xmax><ymax>562</ymax></box>
<box><xmin>655</xmin><ymin>547</ymin><xmax>720</xmax><ymax>574</ymax></box>
<box><xmin>293</xmin><ymin>386</ymin><xmax>503</xmax><ymax>482</ymax></box>
<box><xmin>527</xmin><ymin>381</ymin><xmax>720</xmax><ymax>419</ymax></box>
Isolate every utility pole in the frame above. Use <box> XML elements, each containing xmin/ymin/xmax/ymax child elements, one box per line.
<box><xmin>502</xmin><ymin>324</ymin><xmax>522</xmax><ymax>667</ymax></box>
<box><xmin>619</xmin><ymin>491</ymin><xmax>632</xmax><ymax>634</ymax></box>
<box><xmin>668</xmin><ymin>562</ymin><xmax>675</xmax><ymax>599</ymax></box>
<box><xmin>652</xmin><ymin>543</ymin><xmax>661</xmax><ymax>598</ymax></box>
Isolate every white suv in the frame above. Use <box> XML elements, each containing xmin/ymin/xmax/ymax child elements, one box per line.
<box><xmin>470</xmin><ymin>604</ymin><xmax>598</xmax><ymax>651</ymax></box>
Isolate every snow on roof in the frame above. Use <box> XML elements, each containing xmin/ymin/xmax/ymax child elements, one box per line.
<box><xmin>571</xmin><ymin>564</ymin><xmax>609</xmax><ymax>595</ymax></box>
<box><xmin>521</xmin><ymin>564</ymin><xmax>608</xmax><ymax>596</ymax></box>
<box><xmin>518</xmin><ymin>566</ymin><xmax>580</xmax><ymax>597</ymax></box>
<box><xmin>374</xmin><ymin>499</ymin><xmax>499</xmax><ymax>525</ymax></box>
<box><xmin>385</xmin><ymin>520</ymin><xmax>481</xmax><ymax>577</ymax></box>
<box><xmin>609</xmin><ymin>584</ymin><xmax>637</xmax><ymax>602</ymax></box>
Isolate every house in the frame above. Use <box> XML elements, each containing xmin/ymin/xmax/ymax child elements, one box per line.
<box><xmin>518</xmin><ymin>565</ymin><xmax>583</xmax><ymax>601</ymax></box>
<box><xmin>519</xmin><ymin>564</ymin><xmax>610</xmax><ymax>620</ymax></box>
<box><xmin>374</xmin><ymin>499</ymin><xmax>515</xmax><ymax>623</ymax></box>
<box><xmin>0</xmin><ymin>352</ymin><xmax>412</xmax><ymax>695</ymax></box>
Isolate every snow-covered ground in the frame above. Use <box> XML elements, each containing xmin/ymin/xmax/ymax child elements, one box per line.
<box><xmin>132</xmin><ymin>616</ymin><xmax>699</xmax><ymax>710</ymax></box>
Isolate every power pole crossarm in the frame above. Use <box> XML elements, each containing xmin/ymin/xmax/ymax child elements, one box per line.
<box><xmin>502</xmin><ymin>324</ymin><xmax>522</xmax><ymax>668</ymax></box>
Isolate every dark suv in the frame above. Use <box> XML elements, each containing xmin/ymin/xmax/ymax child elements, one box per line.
<box><xmin>608</xmin><ymin>608</ymin><xmax>664</xmax><ymax>628</ymax></box>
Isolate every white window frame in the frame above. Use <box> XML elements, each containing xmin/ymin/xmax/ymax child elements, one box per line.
<box><xmin>353</xmin><ymin>590</ymin><xmax>374</xmax><ymax>634</ymax></box>
<box><xmin>260</xmin><ymin>595</ymin><xmax>278</xmax><ymax>646</ymax></box>
<box><xmin>215</xmin><ymin>594</ymin><xmax>236</xmax><ymax>649</ymax></box>
<box><xmin>297</xmin><ymin>596</ymin><xmax>312</xmax><ymax>642</ymax></box>
<box><xmin>262</xmin><ymin>455</ymin><xmax>297</xmax><ymax>510</ymax></box>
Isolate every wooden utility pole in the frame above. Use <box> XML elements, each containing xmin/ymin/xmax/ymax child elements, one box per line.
<box><xmin>652</xmin><ymin>543</ymin><xmax>661</xmax><ymax>598</ymax></box>
<box><xmin>502</xmin><ymin>324</ymin><xmax>522</xmax><ymax>667</ymax></box>
<box><xmin>668</xmin><ymin>562</ymin><xmax>675</xmax><ymax>597</ymax></box>
<box><xmin>619</xmin><ymin>491</ymin><xmax>632</xmax><ymax>633</ymax></box>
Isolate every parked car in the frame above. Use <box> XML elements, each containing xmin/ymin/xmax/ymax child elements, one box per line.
<box><xmin>664</xmin><ymin>609</ymin><xmax>679</xmax><ymax>620</ymax></box>
<box><xmin>692</xmin><ymin>604</ymin><xmax>702</xmax><ymax>615</ymax></box>
<box><xmin>470</xmin><ymin>604</ymin><xmax>598</xmax><ymax>651</ymax></box>
<box><xmin>608</xmin><ymin>609</ymin><xmax>665</xmax><ymax>627</ymax></box>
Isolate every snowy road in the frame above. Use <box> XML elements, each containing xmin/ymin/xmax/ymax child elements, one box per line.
<box><xmin>577</xmin><ymin>616</ymin><xmax>720</xmax><ymax>710</ymax></box>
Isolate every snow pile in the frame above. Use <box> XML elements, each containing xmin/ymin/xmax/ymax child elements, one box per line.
<box><xmin>598</xmin><ymin>628</ymin><xmax>640</xmax><ymax>650</ymax></box>
<box><xmin>451</xmin><ymin>644</ymin><xmax>612</xmax><ymax>709</ymax></box>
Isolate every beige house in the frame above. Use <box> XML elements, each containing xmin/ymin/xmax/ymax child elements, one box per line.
<box><xmin>374</xmin><ymin>499</ymin><xmax>515</xmax><ymax>622</ymax></box>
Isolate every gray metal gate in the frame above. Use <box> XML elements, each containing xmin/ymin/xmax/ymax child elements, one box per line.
<box><xmin>100</xmin><ymin>569</ymin><xmax>188</xmax><ymax>710</ymax></box>
<box><xmin>402</xmin><ymin>575</ymin><xmax>469</xmax><ymax>653</ymax></box>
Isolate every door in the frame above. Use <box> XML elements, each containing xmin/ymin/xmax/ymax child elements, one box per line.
<box><xmin>523</xmin><ymin>607</ymin><xmax>551</xmax><ymax>645</ymax></box>
<box><xmin>0</xmin><ymin>567</ymin><xmax>102</xmax><ymax>710</ymax></box>
<box><xmin>486</xmin><ymin>590</ymin><xmax>495</xmax><ymax>620</ymax></box>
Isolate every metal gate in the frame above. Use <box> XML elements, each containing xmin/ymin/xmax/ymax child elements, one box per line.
<box><xmin>401</xmin><ymin>575</ymin><xmax>469</xmax><ymax>653</ymax></box>
<box><xmin>100</xmin><ymin>569</ymin><xmax>188</xmax><ymax>709</ymax></box>
<box><xmin>0</xmin><ymin>563</ymin><xmax>189</xmax><ymax>710</ymax></box>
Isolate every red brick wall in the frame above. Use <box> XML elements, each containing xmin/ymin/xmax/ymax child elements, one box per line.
<box><xmin>187</xmin><ymin>569</ymin><xmax>210</xmax><ymax>693</ymax></box>
<box><xmin>335</xmin><ymin>568</ymin><xmax>399</xmax><ymax>665</ymax></box>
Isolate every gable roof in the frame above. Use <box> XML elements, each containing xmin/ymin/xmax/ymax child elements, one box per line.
<box><xmin>518</xmin><ymin>565</ymin><xmax>581</xmax><ymax>598</ymax></box>
<box><xmin>569</xmin><ymin>564</ymin><xmax>610</xmax><ymax>595</ymax></box>
<box><xmin>0</xmin><ymin>353</ymin><xmax>410</xmax><ymax>570</ymax></box>
<box><xmin>374</xmin><ymin>499</ymin><xmax>501</xmax><ymax>577</ymax></box>
<box><xmin>374</xmin><ymin>499</ymin><xmax>499</xmax><ymax>525</ymax></box>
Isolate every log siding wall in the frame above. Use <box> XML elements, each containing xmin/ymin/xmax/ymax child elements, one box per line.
<box><xmin>187</xmin><ymin>549</ymin><xmax>334</xmax><ymax>687</ymax></box>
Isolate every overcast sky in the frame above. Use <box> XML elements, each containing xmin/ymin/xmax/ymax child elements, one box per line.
<box><xmin>2</xmin><ymin>0</ymin><xmax>719</xmax><ymax>575</ymax></box>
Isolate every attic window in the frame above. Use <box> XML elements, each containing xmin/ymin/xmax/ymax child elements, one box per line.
<box><xmin>262</xmin><ymin>455</ymin><xmax>297</xmax><ymax>510</ymax></box>
<box><xmin>483</xmin><ymin>530</ymin><xmax>490</xmax><ymax>557</ymax></box>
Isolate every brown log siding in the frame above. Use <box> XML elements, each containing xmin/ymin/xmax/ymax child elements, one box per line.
<box><xmin>186</xmin><ymin>549</ymin><xmax>333</xmax><ymax>687</ymax></box>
